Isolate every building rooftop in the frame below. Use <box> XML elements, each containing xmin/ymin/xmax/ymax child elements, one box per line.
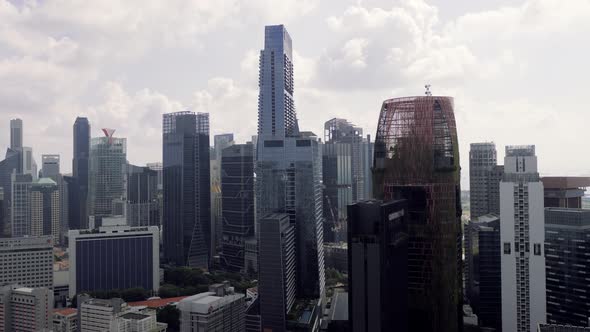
<box><xmin>128</xmin><ymin>296</ymin><xmax>188</xmax><ymax>309</ymax></box>
<box><xmin>178</xmin><ymin>291</ymin><xmax>244</xmax><ymax>315</ymax></box>
<box><xmin>542</xmin><ymin>177</ymin><xmax>590</xmax><ymax>189</ymax></box>
<box><xmin>14</xmin><ymin>287</ymin><xmax>34</xmax><ymax>293</ymax></box>
<box><xmin>120</xmin><ymin>312</ymin><xmax>150</xmax><ymax>321</ymax></box>
<box><xmin>54</xmin><ymin>308</ymin><xmax>77</xmax><ymax>316</ymax></box>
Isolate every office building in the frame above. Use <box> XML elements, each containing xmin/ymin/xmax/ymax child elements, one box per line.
<box><xmin>372</xmin><ymin>95</ymin><xmax>462</xmax><ymax>331</ymax></box>
<box><xmin>41</xmin><ymin>154</ymin><xmax>60</xmax><ymax>180</ymax></box>
<box><xmin>220</xmin><ymin>143</ymin><xmax>254</xmax><ymax>273</ymax></box>
<box><xmin>256</xmin><ymin>25</ymin><xmax>325</xmax><ymax>304</ymax></box>
<box><xmin>0</xmin><ymin>236</ymin><xmax>53</xmax><ymax>289</ymax></box>
<box><xmin>163</xmin><ymin>111</ymin><xmax>211</xmax><ymax>268</ymax></box>
<box><xmin>324</xmin><ymin>242</ymin><xmax>348</xmax><ymax>273</ymax></box>
<box><xmin>0</xmin><ymin>147</ymin><xmax>21</xmax><ymax>236</ymax></box>
<box><xmin>500</xmin><ymin>145</ymin><xmax>546</xmax><ymax>332</ymax></box>
<box><xmin>542</xmin><ymin>177</ymin><xmax>590</xmax><ymax>208</ymax></box>
<box><xmin>244</xmin><ymin>237</ymin><xmax>258</xmax><ymax>276</ymax></box>
<box><xmin>0</xmin><ymin>285</ymin><xmax>53</xmax><ymax>332</ymax></box>
<box><xmin>9</xmin><ymin>119</ymin><xmax>23</xmax><ymax>150</ymax></box>
<box><xmin>259</xmin><ymin>213</ymin><xmax>296</xmax><ymax>331</ymax></box>
<box><xmin>72</xmin><ymin>117</ymin><xmax>90</xmax><ymax>230</ymax></box>
<box><xmin>78</xmin><ymin>296</ymin><xmax>127</xmax><ymax>332</ymax></box>
<box><xmin>88</xmin><ymin>128</ymin><xmax>127</xmax><ymax>225</ymax></box>
<box><xmin>125</xmin><ymin>164</ymin><xmax>159</xmax><ymax>227</ymax></box>
<box><xmin>178</xmin><ymin>282</ymin><xmax>245</xmax><ymax>332</ymax></box>
<box><xmin>21</xmin><ymin>146</ymin><xmax>37</xmax><ymax>181</ymax></box>
<box><xmin>211</xmin><ymin>133</ymin><xmax>234</xmax><ymax>256</ymax></box>
<box><xmin>11</xmin><ymin>173</ymin><xmax>32</xmax><ymax>237</ymax></box>
<box><xmin>347</xmin><ymin>200</ymin><xmax>408</xmax><ymax>332</ymax></box>
<box><xmin>53</xmin><ymin>308</ymin><xmax>77</xmax><ymax>332</ymax></box>
<box><xmin>68</xmin><ymin>225</ymin><xmax>159</xmax><ymax>298</ymax></box>
<box><xmin>464</xmin><ymin>214</ymin><xmax>501</xmax><ymax>331</ymax></box>
<box><xmin>470</xmin><ymin>143</ymin><xmax>500</xmax><ymax>218</ymax></box>
<box><xmin>30</xmin><ymin>178</ymin><xmax>60</xmax><ymax>243</ymax></box>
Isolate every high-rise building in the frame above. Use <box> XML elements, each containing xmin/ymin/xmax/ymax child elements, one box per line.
<box><xmin>256</xmin><ymin>24</ymin><xmax>325</xmax><ymax>304</ymax></box>
<box><xmin>68</xmin><ymin>225</ymin><xmax>160</xmax><ymax>298</ymax></box>
<box><xmin>0</xmin><ymin>237</ymin><xmax>53</xmax><ymax>289</ymax></box>
<box><xmin>20</xmin><ymin>146</ymin><xmax>37</xmax><ymax>181</ymax></box>
<box><xmin>178</xmin><ymin>282</ymin><xmax>245</xmax><ymax>332</ymax></box>
<box><xmin>88</xmin><ymin>128</ymin><xmax>127</xmax><ymax>224</ymax></box>
<box><xmin>162</xmin><ymin>111</ymin><xmax>211</xmax><ymax>268</ymax></box>
<box><xmin>211</xmin><ymin>133</ymin><xmax>235</xmax><ymax>255</ymax></box>
<box><xmin>347</xmin><ymin>200</ymin><xmax>408</xmax><ymax>332</ymax></box>
<box><xmin>41</xmin><ymin>154</ymin><xmax>60</xmax><ymax>180</ymax></box>
<box><xmin>0</xmin><ymin>285</ymin><xmax>53</xmax><ymax>331</ymax></box>
<box><xmin>220</xmin><ymin>143</ymin><xmax>254</xmax><ymax>273</ymax></box>
<box><xmin>0</xmin><ymin>148</ymin><xmax>21</xmax><ymax>236</ymax></box>
<box><xmin>372</xmin><ymin>95</ymin><xmax>462</xmax><ymax>331</ymax></box>
<box><xmin>258</xmin><ymin>213</ymin><xmax>296</xmax><ymax>332</ymax></box>
<box><xmin>9</xmin><ymin>119</ymin><xmax>23</xmax><ymax>151</ymax></box>
<box><xmin>125</xmin><ymin>164</ymin><xmax>159</xmax><ymax>227</ymax></box>
<box><xmin>30</xmin><ymin>178</ymin><xmax>60</xmax><ymax>243</ymax></box>
<box><xmin>464</xmin><ymin>214</ymin><xmax>501</xmax><ymax>331</ymax></box>
<box><xmin>72</xmin><ymin>117</ymin><xmax>90</xmax><ymax>230</ymax></box>
<box><xmin>10</xmin><ymin>173</ymin><xmax>32</xmax><ymax>237</ymax></box>
<box><xmin>500</xmin><ymin>145</ymin><xmax>546</xmax><ymax>332</ymax></box>
<box><xmin>470</xmin><ymin>143</ymin><xmax>499</xmax><ymax>218</ymax></box>
<box><xmin>540</xmin><ymin>177</ymin><xmax>590</xmax><ymax>327</ymax></box>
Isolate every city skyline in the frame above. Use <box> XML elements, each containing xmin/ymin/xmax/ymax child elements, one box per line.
<box><xmin>1</xmin><ymin>0</ymin><xmax>590</xmax><ymax>187</ymax></box>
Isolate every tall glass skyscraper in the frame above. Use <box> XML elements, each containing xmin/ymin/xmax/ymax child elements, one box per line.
<box><xmin>373</xmin><ymin>96</ymin><xmax>463</xmax><ymax>331</ymax></box>
<box><xmin>88</xmin><ymin>129</ymin><xmax>126</xmax><ymax>223</ymax></box>
<box><xmin>72</xmin><ymin>117</ymin><xmax>90</xmax><ymax>230</ymax></box>
<box><xmin>256</xmin><ymin>25</ymin><xmax>325</xmax><ymax>330</ymax></box>
<box><xmin>162</xmin><ymin>111</ymin><xmax>211</xmax><ymax>269</ymax></box>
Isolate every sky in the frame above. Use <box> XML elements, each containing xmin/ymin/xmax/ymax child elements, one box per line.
<box><xmin>1</xmin><ymin>0</ymin><xmax>590</xmax><ymax>188</ymax></box>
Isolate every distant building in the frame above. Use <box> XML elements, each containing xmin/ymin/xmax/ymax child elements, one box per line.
<box><xmin>125</xmin><ymin>164</ymin><xmax>160</xmax><ymax>227</ymax></box>
<box><xmin>259</xmin><ymin>213</ymin><xmax>296</xmax><ymax>332</ymax></box>
<box><xmin>53</xmin><ymin>307</ymin><xmax>77</xmax><ymax>332</ymax></box>
<box><xmin>347</xmin><ymin>200</ymin><xmax>408</xmax><ymax>332</ymax></box>
<box><xmin>88</xmin><ymin>128</ymin><xmax>127</xmax><ymax>225</ymax></box>
<box><xmin>72</xmin><ymin>117</ymin><xmax>90</xmax><ymax>230</ymax></box>
<box><xmin>500</xmin><ymin>145</ymin><xmax>546</xmax><ymax>332</ymax></box>
<box><xmin>323</xmin><ymin>242</ymin><xmax>347</xmax><ymax>273</ymax></box>
<box><xmin>0</xmin><ymin>285</ymin><xmax>53</xmax><ymax>332</ymax></box>
<box><xmin>220</xmin><ymin>143</ymin><xmax>254</xmax><ymax>273</ymax></box>
<box><xmin>470</xmin><ymin>143</ymin><xmax>499</xmax><ymax>218</ymax></box>
<box><xmin>163</xmin><ymin>111</ymin><xmax>211</xmax><ymax>268</ymax></box>
<box><xmin>244</xmin><ymin>237</ymin><xmax>258</xmax><ymax>276</ymax></box>
<box><xmin>0</xmin><ymin>236</ymin><xmax>53</xmax><ymax>289</ymax></box>
<box><xmin>178</xmin><ymin>282</ymin><xmax>245</xmax><ymax>332</ymax></box>
<box><xmin>30</xmin><ymin>178</ymin><xmax>60</xmax><ymax>243</ymax></box>
<box><xmin>68</xmin><ymin>225</ymin><xmax>159</xmax><ymax>298</ymax></box>
<box><xmin>41</xmin><ymin>154</ymin><xmax>60</xmax><ymax>180</ymax></box>
<box><xmin>21</xmin><ymin>146</ymin><xmax>38</xmax><ymax>181</ymax></box>
<box><xmin>211</xmin><ymin>133</ymin><xmax>234</xmax><ymax>255</ymax></box>
<box><xmin>464</xmin><ymin>214</ymin><xmax>501</xmax><ymax>331</ymax></box>
<box><xmin>10</xmin><ymin>173</ymin><xmax>32</xmax><ymax>237</ymax></box>
<box><xmin>10</xmin><ymin>118</ymin><xmax>23</xmax><ymax>150</ymax></box>
<box><xmin>538</xmin><ymin>324</ymin><xmax>590</xmax><ymax>332</ymax></box>
<box><xmin>542</xmin><ymin>177</ymin><xmax>590</xmax><ymax>209</ymax></box>
<box><xmin>0</xmin><ymin>146</ymin><xmax>21</xmax><ymax>236</ymax></box>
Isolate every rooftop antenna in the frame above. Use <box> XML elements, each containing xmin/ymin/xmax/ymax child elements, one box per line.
<box><xmin>425</xmin><ymin>84</ymin><xmax>432</xmax><ymax>96</ymax></box>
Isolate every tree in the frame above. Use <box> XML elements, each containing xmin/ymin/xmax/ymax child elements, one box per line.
<box><xmin>157</xmin><ymin>305</ymin><xmax>180</xmax><ymax>331</ymax></box>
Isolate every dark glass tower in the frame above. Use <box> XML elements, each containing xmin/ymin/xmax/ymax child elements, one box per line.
<box><xmin>347</xmin><ymin>199</ymin><xmax>408</xmax><ymax>332</ymax></box>
<box><xmin>373</xmin><ymin>96</ymin><xmax>462</xmax><ymax>331</ymax></box>
<box><xmin>72</xmin><ymin>117</ymin><xmax>90</xmax><ymax>229</ymax></box>
<box><xmin>163</xmin><ymin>111</ymin><xmax>211</xmax><ymax>268</ymax></box>
<box><xmin>469</xmin><ymin>143</ymin><xmax>499</xmax><ymax>219</ymax></box>
<box><xmin>220</xmin><ymin>143</ymin><xmax>254</xmax><ymax>273</ymax></box>
<box><xmin>125</xmin><ymin>164</ymin><xmax>160</xmax><ymax>227</ymax></box>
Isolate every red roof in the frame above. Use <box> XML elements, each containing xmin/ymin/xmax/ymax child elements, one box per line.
<box><xmin>128</xmin><ymin>296</ymin><xmax>188</xmax><ymax>309</ymax></box>
<box><xmin>54</xmin><ymin>308</ymin><xmax>77</xmax><ymax>316</ymax></box>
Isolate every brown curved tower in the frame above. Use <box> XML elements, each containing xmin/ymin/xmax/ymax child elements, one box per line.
<box><xmin>373</xmin><ymin>96</ymin><xmax>463</xmax><ymax>331</ymax></box>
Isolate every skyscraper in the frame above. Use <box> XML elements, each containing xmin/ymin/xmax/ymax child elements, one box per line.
<box><xmin>220</xmin><ymin>143</ymin><xmax>254</xmax><ymax>273</ymax></box>
<box><xmin>11</xmin><ymin>173</ymin><xmax>32</xmax><ymax>237</ymax></box>
<box><xmin>9</xmin><ymin>118</ymin><xmax>23</xmax><ymax>150</ymax></box>
<box><xmin>211</xmin><ymin>133</ymin><xmax>234</xmax><ymax>255</ymax></box>
<box><xmin>256</xmin><ymin>25</ymin><xmax>324</xmax><ymax>306</ymax></box>
<box><xmin>162</xmin><ymin>111</ymin><xmax>211</xmax><ymax>268</ymax></box>
<box><xmin>0</xmin><ymin>147</ymin><xmax>21</xmax><ymax>236</ymax></box>
<box><xmin>259</xmin><ymin>213</ymin><xmax>296</xmax><ymax>332</ymax></box>
<box><xmin>125</xmin><ymin>164</ymin><xmax>159</xmax><ymax>227</ymax></box>
<box><xmin>88</xmin><ymin>128</ymin><xmax>126</xmax><ymax>224</ymax></box>
<box><xmin>72</xmin><ymin>117</ymin><xmax>90</xmax><ymax>230</ymax></box>
<box><xmin>41</xmin><ymin>155</ymin><xmax>60</xmax><ymax>180</ymax></box>
<box><xmin>30</xmin><ymin>178</ymin><xmax>60</xmax><ymax>244</ymax></box>
<box><xmin>470</xmin><ymin>143</ymin><xmax>499</xmax><ymax>218</ymax></box>
<box><xmin>347</xmin><ymin>199</ymin><xmax>408</xmax><ymax>332</ymax></box>
<box><xmin>372</xmin><ymin>95</ymin><xmax>462</xmax><ymax>331</ymax></box>
<box><xmin>500</xmin><ymin>145</ymin><xmax>546</xmax><ymax>332</ymax></box>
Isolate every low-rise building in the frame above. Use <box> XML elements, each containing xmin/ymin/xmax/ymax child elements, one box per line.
<box><xmin>53</xmin><ymin>308</ymin><xmax>77</xmax><ymax>332</ymax></box>
<box><xmin>0</xmin><ymin>236</ymin><xmax>53</xmax><ymax>289</ymax></box>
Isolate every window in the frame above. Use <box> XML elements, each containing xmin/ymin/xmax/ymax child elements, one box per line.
<box><xmin>504</xmin><ymin>242</ymin><xmax>511</xmax><ymax>254</ymax></box>
<box><xmin>534</xmin><ymin>243</ymin><xmax>541</xmax><ymax>256</ymax></box>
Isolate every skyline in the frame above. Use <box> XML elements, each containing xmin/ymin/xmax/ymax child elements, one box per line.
<box><xmin>2</xmin><ymin>0</ymin><xmax>590</xmax><ymax>187</ymax></box>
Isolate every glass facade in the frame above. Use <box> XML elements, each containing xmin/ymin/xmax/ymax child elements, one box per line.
<box><xmin>73</xmin><ymin>117</ymin><xmax>90</xmax><ymax>229</ymax></box>
<box><xmin>162</xmin><ymin>111</ymin><xmax>211</xmax><ymax>268</ymax></box>
<box><xmin>125</xmin><ymin>164</ymin><xmax>160</xmax><ymax>227</ymax></box>
<box><xmin>220</xmin><ymin>143</ymin><xmax>254</xmax><ymax>273</ymax></box>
